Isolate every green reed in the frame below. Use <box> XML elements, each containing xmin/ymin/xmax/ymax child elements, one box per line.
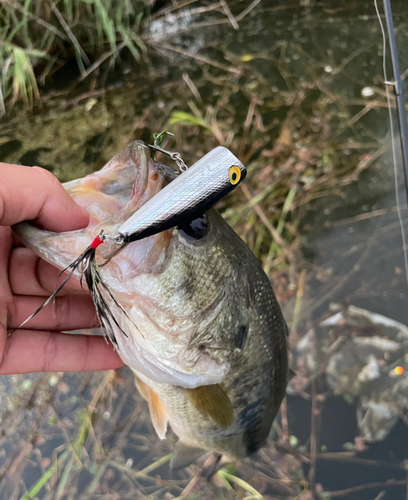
<box><xmin>0</xmin><ymin>0</ymin><xmax>148</xmax><ymax>115</ymax></box>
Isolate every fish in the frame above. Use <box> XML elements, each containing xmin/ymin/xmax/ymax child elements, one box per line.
<box><xmin>13</xmin><ymin>141</ymin><xmax>289</xmax><ymax>466</ymax></box>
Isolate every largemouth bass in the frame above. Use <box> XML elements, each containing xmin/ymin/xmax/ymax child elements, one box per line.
<box><xmin>14</xmin><ymin>141</ymin><xmax>289</xmax><ymax>466</ymax></box>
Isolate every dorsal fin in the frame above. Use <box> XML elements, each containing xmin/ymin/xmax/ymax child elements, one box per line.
<box><xmin>135</xmin><ymin>377</ymin><xmax>168</xmax><ymax>439</ymax></box>
<box><xmin>184</xmin><ymin>384</ymin><xmax>234</xmax><ymax>429</ymax></box>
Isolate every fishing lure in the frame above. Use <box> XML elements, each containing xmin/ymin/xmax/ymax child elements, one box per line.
<box><xmin>116</xmin><ymin>146</ymin><xmax>246</xmax><ymax>244</ymax></box>
<box><xmin>13</xmin><ymin>145</ymin><xmax>247</xmax><ymax>334</ymax></box>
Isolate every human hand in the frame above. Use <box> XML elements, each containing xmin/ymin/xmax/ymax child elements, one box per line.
<box><xmin>0</xmin><ymin>164</ymin><xmax>124</xmax><ymax>374</ymax></box>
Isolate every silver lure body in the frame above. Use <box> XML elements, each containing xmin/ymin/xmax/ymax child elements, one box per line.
<box><xmin>117</xmin><ymin>147</ymin><xmax>246</xmax><ymax>243</ymax></box>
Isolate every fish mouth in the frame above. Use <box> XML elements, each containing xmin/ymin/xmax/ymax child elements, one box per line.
<box><xmin>68</xmin><ymin>141</ymin><xmax>176</xmax><ymax>262</ymax></box>
<box><xmin>64</xmin><ymin>141</ymin><xmax>168</xmax><ymax>216</ymax></box>
<box><xmin>12</xmin><ymin>141</ymin><xmax>175</xmax><ymax>272</ymax></box>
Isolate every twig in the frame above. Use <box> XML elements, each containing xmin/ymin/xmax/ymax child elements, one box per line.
<box><xmin>140</xmin><ymin>453</ymin><xmax>173</xmax><ymax>475</ymax></box>
<box><xmin>312</xmin><ymin>452</ymin><xmax>406</xmax><ymax>470</ymax></box>
<box><xmin>280</xmin><ymin>398</ymin><xmax>289</xmax><ymax>444</ymax></box>
<box><xmin>240</xmin><ymin>183</ymin><xmax>292</xmax><ymax>260</ymax></box>
<box><xmin>236</xmin><ymin>0</ymin><xmax>263</xmax><ymax>21</ymax></box>
<box><xmin>182</xmin><ymin>73</ymin><xmax>202</xmax><ymax>102</ymax></box>
<box><xmin>148</xmin><ymin>42</ymin><xmax>241</xmax><ymax>75</ymax></box>
<box><xmin>239</xmin><ymin>99</ymin><xmax>256</xmax><ymax>159</ymax></box>
<box><xmin>328</xmin><ymin>479</ymin><xmax>408</xmax><ymax>497</ymax></box>
<box><xmin>88</xmin><ymin>370</ymin><xmax>116</xmax><ymax>413</ymax></box>
<box><xmin>77</xmin><ymin>42</ymin><xmax>126</xmax><ymax>83</ymax></box>
<box><xmin>334</xmin><ymin>44</ymin><xmax>373</xmax><ymax>76</ymax></box>
<box><xmin>271</xmin><ymin>440</ymin><xmax>311</xmax><ymax>465</ymax></box>
<box><xmin>108</xmin><ymin>461</ymin><xmax>160</xmax><ymax>485</ymax></box>
<box><xmin>82</xmin><ymin>456</ymin><xmax>111</xmax><ymax>498</ymax></box>
<box><xmin>181</xmin><ymin>452</ymin><xmax>221</xmax><ymax>497</ymax></box>
<box><xmin>374</xmin><ymin>492</ymin><xmax>387</xmax><ymax>500</ymax></box>
<box><xmin>327</xmin><ymin>205</ymin><xmax>403</xmax><ymax>228</ymax></box>
<box><xmin>352</xmin><ymin>144</ymin><xmax>388</xmax><ymax>177</ymax></box>
<box><xmin>220</xmin><ymin>0</ymin><xmax>239</xmax><ymax>30</ymax></box>
<box><xmin>116</xmin><ymin>407</ymin><xmax>142</xmax><ymax>447</ymax></box>
<box><xmin>308</xmin><ymin>378</ymin><xmax>318</xmax><ymax>497</ymax></box>
<box><xmin>291</xmin><ymin>269</ymin><xmax>306</xmax><ymax>339</ymax></box>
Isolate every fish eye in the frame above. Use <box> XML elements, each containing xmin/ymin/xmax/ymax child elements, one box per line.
<box><xmin>229</xmin><ymin>166</ymin><xmax>241</xmax><ymax>185</ymax></box>
<box><xmin>179</xmin><ymin>214</ymin><xmax>208</xmax><ymax>241</ymax></box>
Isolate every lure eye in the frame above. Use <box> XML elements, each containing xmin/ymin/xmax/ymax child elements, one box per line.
<box><xmin>229</xmin><ymin>166</ymin><xmax>241</xmax><ymax>185</ymax></box>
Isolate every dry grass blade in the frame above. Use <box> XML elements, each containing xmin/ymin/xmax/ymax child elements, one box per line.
<box><xmin>52</xmin><ymin>6</ymin><xmax>90</xmax><ymax>70</ymax></box>
<box><xmin>148</xmin><ymin>41</ymin><xmax>241</xmax><ymax>75</ymax></box>
<box><xmin>235</xmin><ymin>0</ymin><xmax>263</xmax><ymax>21</ymax></box>
<box><xmin>139</xmin><ymin>453</ymin><xmax>173</xmax><ymax>475</ymax></box>
<box><xmin>220</xmin><ymin>0</ymin><xmax>239</xmax><ymax>30</ymax></box>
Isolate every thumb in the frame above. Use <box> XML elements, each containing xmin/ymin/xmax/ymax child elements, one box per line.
<box><xmin>0</xmin><ymin>164</ymin><xmax>89</xmax><ymax>232</ymax></box>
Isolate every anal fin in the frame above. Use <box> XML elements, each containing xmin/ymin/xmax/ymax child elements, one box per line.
<box><xmin>135</xmin><ymin>377</ymin><xmax>168</xmax><ymax>440</ymax></box>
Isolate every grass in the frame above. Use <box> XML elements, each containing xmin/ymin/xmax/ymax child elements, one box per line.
<box><xmin>216</xmin><ymin>470</ymin><xmax>264</xmax><ymax>499</ymax></box>
<box><xmin>0</xmin><ymin>0</ymin><xmax>148</xmax><ymax>115</ymax></box>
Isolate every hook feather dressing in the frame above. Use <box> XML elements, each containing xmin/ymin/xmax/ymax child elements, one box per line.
<box><xmin>11</xmin><ymin>231</ymin><xmax>131</xmax><ymax>346</ymax></box>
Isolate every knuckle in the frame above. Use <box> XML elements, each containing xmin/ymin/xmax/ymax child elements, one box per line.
<box><xmin>82</xmin><ymin>336</ymin><xmax>90</xmax><ymax>372</ymax></box>
<box><xmin>43</xmin><ymin>334</ymin><xmax>58</xmax><ymax>372</ymax></box>
<box><xmin>32</xmin><ymin>167</ymin><xmax>60</xmax><ymax>193</ymax></box>
<box><xmin>5</xmin><ymin>296</ymin><xmax>17</xmax><ymax>329</ymax></box>
<box><xmin>32</xmin><ymin>166</ymin><xmax>55</xmax><ymax>183</ymax></box>
<box><xmin>0</xmin><ymin>336</ymin><xmax>11</xmax><ymax>373</ymax></box>
<box><xmin>54</xmin><ymin>297</ymin><xmax>70</xmax><ymax>331</ymax></box>
<box><xmin>34</xmin><ymin>256</ymin><xmax>49</xmax><ymax>294</ymax></box>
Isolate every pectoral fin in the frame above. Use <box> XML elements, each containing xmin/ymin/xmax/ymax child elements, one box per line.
<box><xmin>135</xmin><ymin>377</ymin><xmax>168</xmax><ymax>439</ymax></box>
<box><xmin>184</xmin><ymin>384</ymin><xmax>234</xmax><ymax>429</ymax></box>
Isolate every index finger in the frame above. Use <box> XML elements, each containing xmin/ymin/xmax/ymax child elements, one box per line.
<box><xmin>0</xmin><ymin>164</ymin><xmax>89</xmax><ymax>231</ymax></box>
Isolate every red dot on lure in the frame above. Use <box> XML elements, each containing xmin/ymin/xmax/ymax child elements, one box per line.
<box><xmin>91</xmin><ymin>235</ymin><xmax>104</xmax><ymax>249</ymax></box>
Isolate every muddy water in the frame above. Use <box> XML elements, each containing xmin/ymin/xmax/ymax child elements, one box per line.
<box><xmin>1</xmin><ymin>1</ymin><xmax>408</xmax><ymax>499</ymax></box>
